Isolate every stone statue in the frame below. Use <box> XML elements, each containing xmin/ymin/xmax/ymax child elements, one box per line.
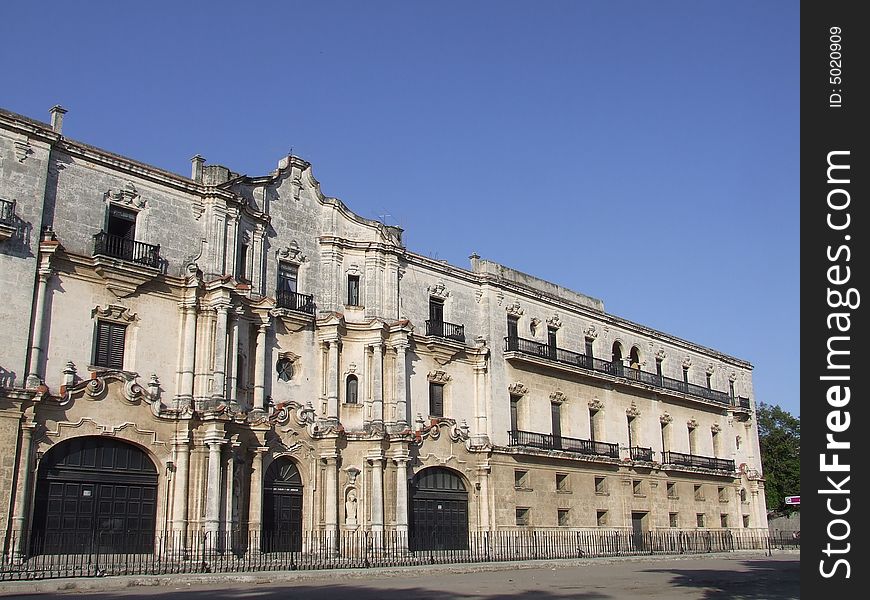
<box><xmin>345</xmin><ymin>488</ymin><xmax>358</xmax><ymax>526</ymax></box>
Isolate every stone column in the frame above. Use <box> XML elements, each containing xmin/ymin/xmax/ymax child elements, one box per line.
<box><xmin>371</xmin><ymin>344</ymin><xmax>384</xmax><ymax>425</ymax></box>
<box><xmin>26</xmin><ymin>269</ymin><xmax>52</xmax><ymax>387</ymax></box>
<box><xmin>9</xmin><ymin>421</ymin><xmax>35</xmax><ymax>558</ymax></box>
<box><xmin>369</xmin><ymin>457</ymin><xmax>384</xmax><ymax>533</ymax></box>
<box><xmin>171</xmin><ymin>434</ymin><xmax>191</xmax><ymax>543</ymax></box>
<box><xmin>477</xmin><ymin>464</ymin><xmax>491</xmax><ymax>531</ymax></box>
<box><xmin>394</xmin><ymin>455</ymin><xmax>410</xmax><ymax>539</ymax></box>
<box><xmin>212</xmin><ymin>304</ymin><xmax>230</xmax><ymax>402</ymax></box>
<box><xmin>253</xmin><ymin>322</ymin><xmax>268</xmax><ymax>411</ymax></box>
<box><xmin>204</xmin><ymin>439</ymin><xmax>224</xmax><ymax>542</ymax></box>
<box><xmin>323</xmin><ymin>453</ymin><xmax>339</xmax><ymax>551</ymax></box>
<box><xmin>223</xmin><ymin>445</ymin><xmax>237</xmax><ymax>538</ymax></box>
<box><xmin>326</xmin><ymin>340</ymin><xmax>340</xmax><ymax>421</ymax></box>
<box><xmin>394</xmin><ymin>343</ymin><xmax>408</xmax><ymax>429</ymax></box>
<box><xmin>227</xmin><ymin>310</ymin><xmax>241</xmax><ymax>404</ymax></box>
<box><xmin>473</xmin><ymin>364</ymin><xmax>488</xmax><ymax>441</ymax></box>
<box><xmin>248</xmin><ymin>447</ymin><xmax>268</xmax><ymax>552</ymax></box>
<box><xmin>179</xmin><ymin>304</ymin><xmax>198</xmax><ymax>404</ymax></box>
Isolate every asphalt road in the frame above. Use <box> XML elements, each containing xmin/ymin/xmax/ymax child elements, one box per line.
<box><xmin>2</xmin><ymin>553</ymin><xmax>799</xmax><ymax>600</ymax></box>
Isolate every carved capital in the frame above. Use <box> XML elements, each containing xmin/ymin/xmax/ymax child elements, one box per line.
<box><xmin>687</xmin><ymin>418</ymin><xmax>699</xmax><ymax>430</ymax></box>
<box><xmin>549</xmin><ymin>390</ymin><xmax>568</xmax><ymax>405</ymax></box>
<box><xmin>508</xmin><ymin>382</ymin><xmax>529</xmax><ymax>397</ymax></box>
<box><xmin>427</xmin><ymin>282</ymin><xmax>450</xmax><ymax>299</ymax></box>
<box><xmin>546</xmin><ymin>314</ymin><xmax>562</xmax><ymax>329</ymax></box>
<box><xmin>711</xmin><ymin>423</ymin><xmax>722</xmax><ymax>434</ymax></box>
<box><xmin>626</xmin><ymin>402</ymin><xmax>641</xmax><ymax>418</ymax></box>
<box><xmin>588</xmin><ymin>398</ymin><xmax>604</xmax><ymax>412</ymax></box>
<box><xmin>660</xmin><ymin>412</ymin><xmax>673</xmax><ymax>425</ymax></box>
<box><xmin>655</xmin><ymin>349</ymin><xmax>667</xmax><ymax>361</ymax></box>
<box><xmin>682</xmin><ymin>357</ymin><xmax>693</xmax><ymax>369</ymax></box>
<box><xmin>583</xmin><ymin>325</ymin><xmax>599</xmax><ymax>340</ymax></box>
<box><xmin>505</xmin><ymin>301</ymin><xmax>523</xmax><ymax>316</ymax></box>
<box><xmin>427</xmin><ymin>369</ymin><xmax>451</xmax><ymax>383</ymax></box>
<box><xmin>105</xmin><ymin>182</ymin><xmax>145</xmax><ymax>209</ymax></box>
<box><xmin>276</xmin><ymin>241</ymin><xmax>306</xmax><ymax>264</ymax></box>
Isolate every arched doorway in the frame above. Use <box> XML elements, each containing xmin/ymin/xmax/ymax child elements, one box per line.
<box><xmin>610</xmin><ymin>341</ymin><xmax>624</xmax><ymax>376</ymax></box>
<box><xmin>263</xmin><ymin>458</ymin><xmax>303</xmax><ymax>552</ymax></box>
<box><xmin>31</xmin><ymin>436</ymin><xmax>158</xmax><ymax>555</ymax></box>
<box><xmin>408</xmin><ymin>467</ymin><xmax>468</xmax><ymax>551</ymax></box>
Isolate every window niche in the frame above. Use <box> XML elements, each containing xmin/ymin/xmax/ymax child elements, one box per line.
<box><xmin>90</xmin><ymin>304</ymin><xmax>138</xmax><ymax>371</ymax></box>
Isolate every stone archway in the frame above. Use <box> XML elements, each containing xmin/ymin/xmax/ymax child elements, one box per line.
<box><xmin>262</xmin><ymin>457</ymin><xmax>303</xmax><ymax>552</ymax></box>
<box><xmin>408</xmin><ymin>466</ymin><xmax>468</xmax><ymax>551</ymax></box>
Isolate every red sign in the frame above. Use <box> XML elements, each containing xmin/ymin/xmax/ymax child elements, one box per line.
<box><xmin>785</xmin><ymin>495</ymin><xmax>800</xmax><ymax>505</ymax></box>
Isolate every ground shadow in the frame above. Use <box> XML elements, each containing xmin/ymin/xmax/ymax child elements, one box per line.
<box><xmin>644</xmin><ymin>557</ymin><xmax>800</xmax><ymax>600</ymax></box>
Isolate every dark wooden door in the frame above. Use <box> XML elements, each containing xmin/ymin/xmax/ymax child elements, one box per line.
<box><xmin>262</xmin><ymin>459</ymin><xmax>303</xmax><ymax>552</ymax></box>
<box><xmin>409</xmin><ymin>468</ymin><xmax>468</xmax><ymax>551</ymax></box>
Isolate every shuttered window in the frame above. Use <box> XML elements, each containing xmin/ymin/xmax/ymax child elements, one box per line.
<box><xmin>429</xmin><ymin>382</ymin><xmax>444</xmax><ymax>417</ymax></box>
<box><xmin>94</xmin><ymin>321</ymin><xmax>126</xmax><ymax>369</ymax></box>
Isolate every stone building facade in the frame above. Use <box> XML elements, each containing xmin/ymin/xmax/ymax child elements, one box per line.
<box><xmin>0</xmin><ymin>106</ymin><xmax>766</xmax><ymax>556</ymax></box>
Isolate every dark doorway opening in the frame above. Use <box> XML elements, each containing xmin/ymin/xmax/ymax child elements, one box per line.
<box><xmin>409</xmin><ymin>467</ymin><xmax>468</xmax><ymax>551</ymax></box>
<box><xmin>263</xmin><ymin>458</ymin><xmax>303</xmax><ymax>552</ymax></box>
<box><xmin>631</xmin><ymin>511</ymin><xmax>649</xmax><ymax>550</ymax></box>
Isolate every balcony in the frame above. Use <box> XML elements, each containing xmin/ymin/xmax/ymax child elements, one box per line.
<box><xmin>425</xmin><ymin>319</ymin><xmax>465</xmax><ymax>342</ymax></box>
<box><xmin>663</xmin><ymin>451</ymin><xmax>735</xmax><ymax>473</ymax></box>
<box><xmin>93</xmin><ymin>231</ymin><xmax>160</xmax><ymax>268</ymax></box>
<box><xmin>276</xmin><ymin>289</ymin><xmax>316</xmax><ymax>315</ymax></box>
<box><xmin>508</xmin><ymin>429</ymin><xmax>620</xmax><ymax>459</ymax></box>
<box><xmin>504</xmin><ymin>336</ymin><xmax>732</xmax><ymax>406</ymax></box>
<box><xmin>0</xmin><ymin>198</ymin><xmax>17</xmax><ymax>241</ymax></box>
<box><xmin>630</xmin><ymin>446</ymin><xmax>654</xmax><ymax>462</ymax></box>
<box><xmin>736</xmin><ymin>396</ymin><xmax>751</xmax><ymax>410</ymax></box>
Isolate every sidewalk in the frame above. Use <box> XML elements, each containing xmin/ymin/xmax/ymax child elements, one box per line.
<box><xmin>0</xmin><ymin>549</ymin><xmax>796</xmax><ymax>596</ymax></box>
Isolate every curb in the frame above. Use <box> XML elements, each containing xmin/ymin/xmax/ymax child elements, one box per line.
<box><xmin>0</xmin><ymin>549</ymin><xmax>797</xmax><ymax>596</ymax></box>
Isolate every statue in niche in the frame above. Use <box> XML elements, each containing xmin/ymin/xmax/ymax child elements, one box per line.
<box><xmin>345</xmin><ymin>488</ymin><xmax>358</xmax><ymax>527</ymax></box>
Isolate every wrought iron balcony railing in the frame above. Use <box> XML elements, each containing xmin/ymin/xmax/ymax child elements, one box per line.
<box><xmin>662</xmin><ymin>451</ymin><xmax>735</xmax><ymax>472</ymax></box>
<box><xmin>736</xmin><ymin>396</ymin><xmax>751</xmax><ymax>410</ymax></box>
<box><xmin>630</xmin><ymin>446</ymin><xmax>654</xmax><ymax>462</ymax></box>
<box><xmin>424</xmin><ymin>319</ymin><xmax>465</xmax><ymax>342</ymax></box>
<box><xmin>276</xmin><ymin>290</ymin><xmax>316</xmax><ymax>314</ymax></box>
<box><xmin>93</xmin><ymin>231</ymin><xmax>160</xmax><ymax>269</ymax></box>
<box><xmin>0</xmin><ymin>198</ymin><xmax>14</xmax><ymax>225</ymax></box>
<box><xmin>504</xmin><ymin>336</ymin><xmax>732</xmax><ymax>406</ymax></box>
<box><xmin>508</xmin><ymin>429</ymin><xmax>620</xmax><ymax>459</ymax></box>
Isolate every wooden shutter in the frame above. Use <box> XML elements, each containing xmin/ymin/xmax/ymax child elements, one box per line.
<box><xmin>95</xmin><ymin>321</ymin><xmax>126</xmax><ymax>369</ymax></box>
<box><xmin>429</xmin><ymin>383</ymin><xmax>443</xmax><ymax>417</ymax></box>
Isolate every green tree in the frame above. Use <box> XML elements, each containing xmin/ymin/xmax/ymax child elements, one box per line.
<box><xmin>756</xmin><ymin>402</ymin><xmax>800</xmax><ymax>513</ymax></box>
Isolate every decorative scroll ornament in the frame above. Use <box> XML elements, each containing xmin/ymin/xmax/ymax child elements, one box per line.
<box><xmin>105</xmin><ymin>182</ymin><xmax>145</xmax><ymax>209</ymax></box>
<box><xmin>687</xmin><ymin>418</ymin><xmax>699</xmax><ymax>430</ymax></box>
<box><xmin>427</xmin><ymin>369</ymin><xmax>452</xmax><ymax>383</ymax></box>
<box><xmin>505</xmin><ymin>301</ymin><xmax>523</xmax><ymax>316</ymax></box>
<box><xmin>508</xmin><ymin>382</ymin><xmax>529</xmax><ymax>396</ymax></box>
<box><xmin>92</xmin><ymin>304</ymin><xmax>138</xmax><ymax>323</ymax></box>
<box><xmin>546</xmin><ymin>314</ymin><xmax>562</xmax><ymax>329</ymax></box>
<box><xmin>588</xmin><ymin>398</ymin><xmax>604</xmax><ymax>412</ymax></box>
<box><xmin>62</xmin><ymin>370</ymin><xmax>163</xmax><ymax>417</ymax></box>
<box><xmin>583</xmin><ymin>325</ymin><xmax>599</xmax><ymax>340</ymax></box>
<box><xmin>412</xmin><ymin>416</ymin><xmax>470</xmax><ymax>445</ymax></box>
<box><xmin>276</xmin><ymin>240</ymin><xmax>306</xmax><ymax>264</ymax></box>
<box><xmin>427</xmin><ymin>282</ymin><xmax>450</xmax><ymax>299</ymax></box>
<box><xmin>626</xmin><ymin>402</ymin><xmax>641</xmax><ymax>418</ymax></box>
<box><xmin>271</xmin><ymin>399</ymin><xmax>316</xmax><ymax>428</ymax></box>
<box><xmin>660</xmin><ymin>412</ymin><xmax>673</xmax><ymax>425</ymax></box>
<box><xmin>549</xmin><ymin>390</ymin><xmax>568</xmax><ymax>405</ymax></box>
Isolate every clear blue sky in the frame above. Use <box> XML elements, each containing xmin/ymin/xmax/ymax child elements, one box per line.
<box><xmin>1</xmin><ymin>1</ymin><xmax>799</xmax><ymax>417</ymax></box>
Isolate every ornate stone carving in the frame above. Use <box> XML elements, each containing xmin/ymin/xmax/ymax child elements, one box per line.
<box><xmin>687</xmin><ymin>418</ymin><xmax>699</xmax><ymax>430</ymax></box>
<box><xmin>682</xmin><ymin>357</ymin><xmax>693</xmax><ymax>369</ymax></box>
<box><xmin>583</xmin><ymin>325</ymin><xmax>599</xmax><ymax>340</ymax></box>
<box><xmin>508</xmin><ymin>382</ymin><xmax>529</xmax><ymax>396</ymax></box>
<box><xmin>655</xmin><ymin>349</ymin><xmax>667</xmax><ymax>361</ymax></box>
<box><xmin>729</xmin><ymin>372</ymin><xmax>738</xmax><ymax>382</ymax></box>
<box><xmin>546</xmin><ymin>314</ymin><xmax>562</xmax><ymax>329</ymax></box>
<box><xmin>660</xmin><ymin>412</ymin><xmax>673</xmax><ymax>425</ymax></box>
<box><xmin>346</xmin><ymin>263</ymin><xmax>361</xmax><ymax>276</ymax></box>
<box><xmin>14</xmin><ymin>138</ymin><xmax>33</xmax><ymax>162</ymax></box>
<box><xmin>345</xmin><ymin>362</ymin><xmax>357</xmax><ymax>375</ymax></box>
<box><xmin>427</xmin><ymin>282</ymin><xmax>450</xmax><ymax>299</ymax></box>
<box><xmin>711</xmin><ymin>423</ymin><xmax>722</xmax><ymax>434</ymax></box>
<box><xmin>105</xmin><ymin>182</ymin><xmax>145</xmax><ymax>209</ymax></box>
<box><xmin>496</xmin><ymin>291</ymin><xmax>504</xmax><ymax>306</ymax></box>
<box><xmin>505</xmin><ymin>301</ymin><xmax>523</xmax><ymax>316</ymax></box>
<box><xmin>626</xmin><ymin>402</ymin><xmax>641</xmax><ymax>418</ymax></box>
<box><xmin>276</xmin><ymin>241</ymin><xmax>306</xmax><ymax>264</ymax></box>
<box><xmin>345</xmin><ymin>466</ymin><xmax>360</xmax><ymax>485</ymax></box>
<box><xmin>92</xmin><ymin>304</ymin><xmax>138</xmax><ymax>323</ymax></box>
<box><xmin>549</xmin><ymin>390</ymin><xmax>568</xmax><ymax>405</ymax></box>
<box><xmin>427</xmin><ymin>369</ymin><xmax>451</xmax><ymax>383</ymax></box>
<box><xmin>588</xmin><ymin>398</ymin><xmax>604</xmax><ymax>412</ymax></box>
<box><xmin>475</xmin><ymin>290</ymin><xmax>483</xmax><ymax>303</ymax></box>
<box><xmin>706</xmin><ymin>363</ymin><xmax>716</xmax><ymax>375</ymax></box>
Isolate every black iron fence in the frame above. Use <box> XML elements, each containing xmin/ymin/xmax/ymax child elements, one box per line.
<box><xmin>663</xmin><ymin>451</ymin><xmax>736</xmax><ymax>472</ymax></box>
<box><xmin>276</xmin><ymin>290</ymin><xmax>316</xmax><ymax>314</ymax></box>
<box><xmin>425</xmin><ymin>320</ymin><xmax>465</xmax><ymax>342</ymax></box>
<box><xmin>504</xmin><ymin>337</ymin><xmax>733</xmax><ymax>406</ymax></box>
<box><xmin>93</xmin><ymin>231</ymin><xmax>161</xmax><ymax>268</ymax></box>
<box><xmin>1</xmin><ymin>528</ymin><xmax>772</xmax><ymax>581</ymax></box>
<box><xmin>508</xmin><ymin>429</ymin><xmax>620</xmax><ymax>459</ymax></box>
<box><xmin>630</xmin><ymin>446</ymin><xmax>654</xmax><ymax>462</ymax></box>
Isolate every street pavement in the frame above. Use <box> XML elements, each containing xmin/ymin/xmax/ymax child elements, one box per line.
<box><xmin>0</xmin><ymin>551</ymin><xmax>799</xmax><ymax>600</ymax></box>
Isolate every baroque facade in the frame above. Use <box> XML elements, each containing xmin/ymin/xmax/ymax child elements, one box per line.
<box><xmin>0</xmin><ymin>106</ymin><xmax>766</xmax><ymax>556</ymax></box>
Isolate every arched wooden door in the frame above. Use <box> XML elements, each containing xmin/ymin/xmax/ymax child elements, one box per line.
<box><xmin>408</xmin><ymin>467</ymin><xmax>468</xmax><ymax>551</ymax></box>
<box><xmin>31</xmin><ymin>436</ymin><xmax>158</xmax><ymax>555</ymax></box>
<box><xmin>262</xmin><ymin>458</ymin><xmax>303</xmax><ymax>552</ymax></box>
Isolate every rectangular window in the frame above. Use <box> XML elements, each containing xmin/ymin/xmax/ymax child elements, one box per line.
<box><xmin>683</xmin><ymin>366</ymin><xmax>689</xmax><ymax>383</ymax></box>
<box><xmin>694</xmin><ymin>484</ymin><xmax>704</xmax><ymax>501</ymax></box>
<box><xmin>596</xmin><ymin>510</ymin><xmax>608</xmax><ymax>527</ymax></box>
<box><xmin>507</xmin><ymin>315</ymin><xmax>519</xmax><ymax>340</ymax></box>
<box><xmin>729</xmin><ymin>380</ymin><xmax>735</xmax><ymax>399</ymax></box>
<box><xmin>718</xmin><ymin>487</ymin><xmax>728</xmax><ymax>503</ymax></box>
<box><xmin>627</xmin><ymin>416</ymin><xmax>635</xmax><ymax>448</ymax></box>
<box><xmin>94</xmin><ymin>321</ymin><xmax>126</xmax><ymax>369</ymax></box>
<box><xmin>429</xmin><ymin>298</ymin><xmax>444</xmax><ymax>323</ymax></box>
<box><xmin>696</xmin><ymin>513</ymin><xmax>706</xmax><ymax>528</ymax></box>
<box><xmin>514</xmin><ymin>469</ymin><xmax>529</xmax><ymax>489</ymax></box>
<box><xmin>594</xmin><ymin>476</ymin><xmax>607</xmax><ymax>494</ymax></box>
<box><xmin>510</xmin><ymin>395</ymin><xmax>520</xmax><ymax>432</ymax></box>
<box><xmin>547</xmin><ymin>326</ymin><xmax>557</xmax><ymax>357</ymax></box>
<box><xmin>237</xmin><ymin>243</ymin><xmax>249</xmax><ymax>281</ymax></box>
<box><xmin>551</xmin><ymin>402</ymin><xmax>562</xmax><ymax>439</ymax></box>
<box><xmin>347</xmin><ymin>275</ymin><xmax>360</xmax><ymax>305</ymax></box>
<box><xmin>706</xmin><ymin>372</ymin><xmax>712</xmax><ymax>389</ymax></box>
<box><xmin>669</xmin><ymin>513</ymin><xmax>679</xmax><ymax>528</ymax></box>
<box><xmin>585</xmin><ymin>338</ymin><xmax>594</xmax><ymax>361</ymax></box>
<box><xmin>556</xmin><ymin>473</ymin><xmax>569</xmax><ymax>492</ymax></box>
<box><xmin>712</xmin><ymin>430</ymin><xmax>721</xmax><ymax>457</ymax></box>
<box><xmin>632</xmin><ymin>480</ymin><xmax>643</xmax><ymax>496</ymax></box>
<box><xmin>558</xmin><ymin>508</ymin><xmax>570</xmax><ymax>527</ymax></box>
<box><xmin>667</xmin><ymin>482</ymin><xmax>678</xmax><ymax>499</ymax></box>
<box><xmin>742</xmin><ymin>514</ymin><xmax>750</xmax><ymax>528</ymax></box>
<box><xmin>589</xmin><ymin>408</ymin><xmax>598</xmax><ymax>441</ymax></box>
<box><xmin>277</xmin><ymin>262</ymin><xmax>298</xmax><ymax>292</ymax></box>
<box><xmin>428</xmin><ymin>382</ymin><xmax>444</xmax><ymax>417</ymax></box>
<box><xmin>107</xmin><ymin>205</ymin><xmax>137</xmax><ymax>240</ymax></box>
<box><xmin>656</xmin><ymin>358</ymin><xmax>663</xmax><ymax>378</ymax></box>
<box><xmin>688</xmin><ymin>426</ymin><xmax>697</xmax><ymax>455</ymax></box>
<box><xmin>515</xmin><ymin>507</ymin><xmax>530</xmax><ymax>526</ymax></box>
<box><xmin>720</xmin><ymin>514</ymin><xmax>729</xmax><ymax>528</ymax></box>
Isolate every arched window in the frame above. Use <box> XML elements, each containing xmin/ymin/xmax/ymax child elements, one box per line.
<box><xmin>629</xmin><ymin>346</ymin><xmax>641</xmax><ymax>370</ymax></box>
<box><xmin>611</xmin><ymin>342</ymin><xmax>623</xmax><ymax>363</ymax></box>
<box><xmin>345</xmin><ymin>375</ymin><xmax>358</xmax><ymax>404</ymax></box>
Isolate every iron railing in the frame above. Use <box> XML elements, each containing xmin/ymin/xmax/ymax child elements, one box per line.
<box><xmin>630</xmin><ymin>446</ymin><xmax>654</xmax><ymax>462</ymax></box>
<box><xmin>663</xmin><ymin>451</ymin><xmax>735</xmax><ymax>472</ymax></box>
<box><xmin>425</xmin><ymin>320</ymin><xmax>465</xmax><ymax>342</ymax></box>
<box><xmin>0</xmin><ymin>528</ymin><xmax>772</xmax><ymax>581</ymax></box>
<box><xmin>276</xmin><ymin>290</ymin><xmax>316</xmax><ymax>314</ymax></box>
<box><xmin>93</xmin><ymin>231</ymin><xmax>160</xmax><ymax>269</ymax></box>
<box><xmin>508</xmin><ymin>429</ymin><xmax>620</xmax><ymax>459</ymax></box>
<box><xmin>736</xmin><ymin>396</ymin><xmax>751</xmax><ymax>409</ymax></box>
<box><xmin>0</xmin><ymin>198</ymin><xmax>14</xmax><ymax>225</ymax></box>
<box><xmin>504</xmin><ymin>337</ymin><xmax>732</xmax><ymax>405</ymax></box>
